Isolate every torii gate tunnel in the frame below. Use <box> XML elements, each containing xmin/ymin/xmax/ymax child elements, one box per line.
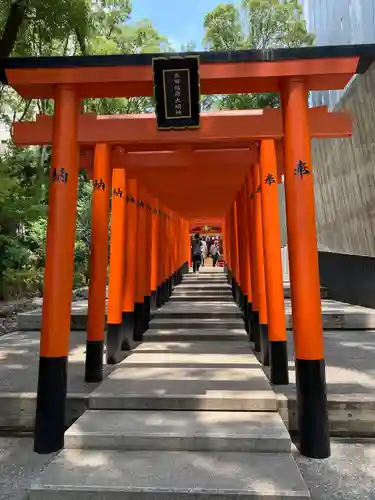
<box><xmin>3</xmin><ymin>44</ymin><xmax>374</xmax><ymax>459</ymax></box>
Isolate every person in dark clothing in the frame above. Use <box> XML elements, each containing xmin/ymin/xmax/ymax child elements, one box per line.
<box><xmin>191</xmin><ymin>233</ymin><xmax>202</xmax><ymax>274</ymax></box>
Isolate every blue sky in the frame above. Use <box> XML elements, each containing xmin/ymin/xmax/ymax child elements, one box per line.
<box><xmin>130</xmin><ymin>0</ymin><xmax>222</xmax><ymax>50</ymax></box>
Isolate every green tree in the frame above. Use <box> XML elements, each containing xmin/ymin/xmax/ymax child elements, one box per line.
<box><xmin>202</xmin><ymin>0</ymin><xmax>315</xmax><ymax>110</ymax></box>
<box><xmin>0</xmin><ymin>1</ymin><xmax>169</xmax><ymax>300</ymax></box>
<box><xmin>0</xmin><ymin>0</ymin><xmax>92</xmax><ymax>59</ymax></box>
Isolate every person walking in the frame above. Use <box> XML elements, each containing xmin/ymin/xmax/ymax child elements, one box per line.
<box><xmin>211</xmin><ymin>240</ymin><xmax>220</xmax><ymax>267</ymax></box>
<box><xmin>191</xmin><ymin>233</ymin><xmax>202</xmax><ymax>274</ymax></box>
<box><xmin>200</xmin><ymin>237</ymin><xmax>207</xmax><ymax>267</ymax></box>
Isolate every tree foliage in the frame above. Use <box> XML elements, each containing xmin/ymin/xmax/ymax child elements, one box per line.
<box><xmin>0</xmin><ymin>0</ymin><xmax>92</xmax><ymax>59</ymax></box>
<box><xmin>202</xmin><ymin>0</ymin><xmax>314</xmax><ymax>110</ymax></box>
<box><xmin>0</xmin><ymin>1</ymin><xmax>168</xmax><ymax>300</ymax></box>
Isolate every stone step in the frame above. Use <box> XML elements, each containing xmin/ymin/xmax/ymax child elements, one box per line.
<box><xmin>176</xmin><ymin>284</ymin><xmax>231</xmax><ymax>290</ymax></box>
<box><xmin>170</xmin><ymin>294</ymin><xmax>233</xmax><ymax>302</ymax></box>
<box><xmin>29</xmin><ymin>449</ymin><xmax>310</xmax><ymax>499</ymax></box>
<box><xmin>184</xmin><ymin>278</ymin><xmax>228</xmax><ymax>283</ymax></box>
<box><xmin>65</xmin><ymin>410</ymin><xmax>291</xmax><ymax>453</ymax></box>
<box><xmin>173</xmin><ymin>290</ymin><xmax>231</xmax><ymax>296</ymax></box>
<box><xmin>172</xmin><ymin>287</ymin><xmax>327</xmax><ymax>300</ymax></box>
<box><xmin>144</xmin><ymin>328</ymin><xmax>247</xmax><ymax>342</ymax></box>
<box><xmin>150</xmin><ymin>317</ymin><xmax>244</xmax><ymax>329</ymax></box>
<box><xmin>19</xmin><ymin>298</ymin><xmax>369</xmax><ymax>331</ymax></box>
<box><xmin>155</xmin><ymin>302</ymin><xmax>242</xmax><ymax>319</ymax></box>
<box><xmin>126</xmin><ymin>341</ymin><xmax>259</xmax><ymax>366</ymax></box>
<box><xmin>183</xmin><ymin>272</ymin><xmax>228</xmax><ymax>281</ymax></box>
<box><xmin>89</xmin><ymin>365</ymin><xmax>277</xmax><ymax>411</ymax></box>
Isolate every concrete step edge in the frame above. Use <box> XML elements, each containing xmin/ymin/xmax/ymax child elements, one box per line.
<box><xmin>29</xmin><ymin>449</ymin><xmax>310</xmax><ymax>499</ymax></box>
<box><xmin>65</xmin><ymin>410</ymin><xmax>291</xmax><ymax>453</ymax></box>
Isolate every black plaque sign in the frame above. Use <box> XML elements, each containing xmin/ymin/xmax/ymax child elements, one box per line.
<box><xmin>153</xmin><ymin>56</ymin><xmax>200</xmax><ymax>130</ymax></box>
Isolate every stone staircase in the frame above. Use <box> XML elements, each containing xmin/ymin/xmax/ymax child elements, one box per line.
<box><xmin>29</xmin><ymin>269</ymin><xmax>310</xmax><ymax>499</ymax></box>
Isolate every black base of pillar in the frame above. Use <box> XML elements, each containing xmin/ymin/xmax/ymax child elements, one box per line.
<box><xmin>252</xmin><ymin>310</ymin><xmax>261</xmax><ymax>352</ymax></box>
<box><xmin>121</xmin><ymin>311</ymin><xmax>134</xmax><ymax>351</ymax></box>
<box><xmin>233</xmin><ymin>282</ymin><xmax>240</xmax><ymax>306</ymax></box>
<box><xmin>143</xmin><ymin>296</ymin><xmax>151</xmax><ymax>331</ymax></box>
<box><xmin>296</xmin><ymin>358</ymin><xmax>330</xmax><ymax>458</ymax></box>
<box><xmin>85</xmin><ymin>340</ymin><xmax>104</xmax><ymax>383</ymax></box>
<box><xmin>134</xmin><ymin>302</ymin><xmax>145</xmax><ymax>341</ymax></box>
<box><xmin>239</xmin><ymin>288</ymin><xmax>244</xmax><ymax>310</ymax></box>
<box><xmin>156</xmin><ymin>285</ymin><xmax>163</xmax><ymax>308</ymax></box>
<box><xmin>259</xmin><ymin>323</ymin><xmax>270</xmax><ymax>366</ymax></box>
<box><xmin>162</xmin><ymin>281</ymin><xmax>168</xmax><ymax>304</ymax></box>
<box><xmin>243</xmin><ymin>294</ymin><xmax>249</xmax><ymax>331</ymax></box>
<box><xmin>106</xmin><ymin>323</ymin><xmax>124</xmax><ymax>364</ymax></box>
<box><xmin>34</xmin><ymin>356</ymin><xmax>67</xmax><ymax>454</ymax></box>
<box><xmin>247</xmin><ymin>302</ymin><xmax>254</xmax><ymax>342</ymax></box>
<box><xmin>231</xmin><ymin>277</ymin><xmax>236</xmax><ymax>299</ymax></box>
<box><xmin>168</xmin><ymin>277</ymin><xmax>173</xmax><ymax>297</ymax></box>
<box><xmin>227</xmin><ymin>269</ymin><xmax>232</xmax><ymax>285</ymax></box>
<box><xmin>162</xmin><ymin>281</ymin><xmax>169</xmax><ymax>303</ymax></box>
<box><xmin>151</xmin><ymin>290</ymin><xmax>157</xmax><ymax>311</ymax></box>
<box><xmin>269</xmin><ymin>340</ymin><xmax>289</xmax><ymax>385</ymax></box>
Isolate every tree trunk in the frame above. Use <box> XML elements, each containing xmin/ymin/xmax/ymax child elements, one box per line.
<box><xmin>0</xmin><ymin>0</ymin><xmax>28</xmax><ymax>60</ymax></box>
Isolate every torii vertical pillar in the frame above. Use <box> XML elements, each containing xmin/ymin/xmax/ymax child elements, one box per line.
<box><xmin>237</xmin><ymin>186</ymin><xmax>252</xmax><ymax>336</ymax></box>
<box><xmin>151</xmin><ymin>198</ymin><xmax>160</xmax><ymax>310</ymax></box>
<box><xmin>246</xmin><ymin>173</ymin><xmax>261</xmax><ymax>351</ymax></box>
<box><xmin>134</xmin><ymin>189</ymin><xmax>147</xmax><ymax>340</ymax></box>
<box><xmin>121</xmin><ymin>178</ymin><xmax>138</xmax><ymax>348</ymax></box>
<box><xmin>252</xmin><ymin>164</ymin><xmax>269</xmax><ymax>366</ymax></box>
<box><xmin>143</xmin><ymin>194</ymin><xmax>153</xmax><ymax>331</ymax></box>
<box><xmin>34</xmin><ymin>85</ymin><xmax>79</xmax><ymax>454</ymax></box>
<box><xmin>85</xmin><ymin>144</ymin><xmax>111</xmax><ymax>382</ymax></box>
<box><xmin>107</xmin><ymin>168</ymin><xmax>127</xmax><ymax>363</ymax></box>
<box><xmin>259</xmin><ymin>140</ymin><xmax>288</xmax><ymax>385</ymax></box>
<box><xmin>282</xmin><ymin>78</ymin><xmax>330</xmax><ymax>458</ymax></box>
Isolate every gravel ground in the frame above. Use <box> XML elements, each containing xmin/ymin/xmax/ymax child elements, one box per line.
<box><xmin>0</xmin><ymin>437</ymin><xmax>56</xmax><ymax>500</ymax></box>
<box><xmin>295</xmin><ymin>440</ymin><xmax>375</xmax><ymax>499</ymax></box>
<box><xmin>1</xmin><ymin>437</ymin><xmax>375</xmax><ymax>499</ymax></box>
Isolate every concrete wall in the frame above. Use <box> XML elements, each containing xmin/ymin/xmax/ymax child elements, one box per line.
<box><xmin>319</xmin><ymin>251</ymin><xmax>375</xmax><ymax>309</ymax></box>
<box><xmin>312</xmin><ymin>60</ymin><xmax>375</xmax><ymax>257</ymax></box>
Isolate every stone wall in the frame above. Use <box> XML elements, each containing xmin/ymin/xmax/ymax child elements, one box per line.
<box><xmin>312</xmin><ymin>61</ymin><xmax>375</xmax><ymax>256</ymax></box>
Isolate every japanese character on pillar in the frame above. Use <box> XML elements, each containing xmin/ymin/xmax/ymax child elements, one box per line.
<box><xmin>113</xmin><ymin>187</ymin><xmax>123</xmax><ymax>198</ymax></box>
<box><xmin>264</xmin><ymin>173</ymin><xmax>276</xmax><ymax>186</ymax></box>
<box><xmin>93</xmin><ymin>178</ymin><xmax>106</xmax><ymax>190</ymax></box>
<box><xmin>294</xmin><ymin>160</ymin><xmax>310</xmax><ymax>179</ymax></box>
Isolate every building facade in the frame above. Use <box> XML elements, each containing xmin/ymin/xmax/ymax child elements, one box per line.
<box><xmin>300</xmin><ymin>0</ymin><xmax>375</xmax><ymax>108</ymax></box>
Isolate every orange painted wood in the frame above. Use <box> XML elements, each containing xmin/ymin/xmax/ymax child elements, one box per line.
<box><xmin>13</xmin><ymin>108</ymin><xmax>352</xmax><ymax>147</ymax></box>
<box><xmin>282</xmin><ymin>79</ymin><xmax>324</xmax><ymax>360</ymax></box>
<box><xmin>259</xmin><ymin>140</ymin><xmax>286</xmax><ymax>342</ymax></box>
<box><xmin>40</xmin><ymin>86</ymin><xmax>79</xmax><ymax>358</ymax></box>
<box><xmin>87</xmin><ymin>144</ymin><xmax>111</xmax><ymax>341</ymax></box>
<box><xmin>6</xmin><ymin>57</ymin><xmax>358</xmax><ymax>99</ymax></box>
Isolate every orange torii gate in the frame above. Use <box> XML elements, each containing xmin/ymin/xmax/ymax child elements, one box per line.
<box><xmin>3</xmin><ymin>44</ymin><xmax>373</xmax><ymax>459</ymax></box>
<box><xmin>13</xmin><ymin>108</ymin><xmax>352</xmax><ymax>372</ymax></box>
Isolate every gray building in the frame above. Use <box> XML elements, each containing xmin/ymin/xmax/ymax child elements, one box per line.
<box><xmin>300</xmin><ymin>0</ymin><xmax>375</xmax><ymax>108</ymax></box>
